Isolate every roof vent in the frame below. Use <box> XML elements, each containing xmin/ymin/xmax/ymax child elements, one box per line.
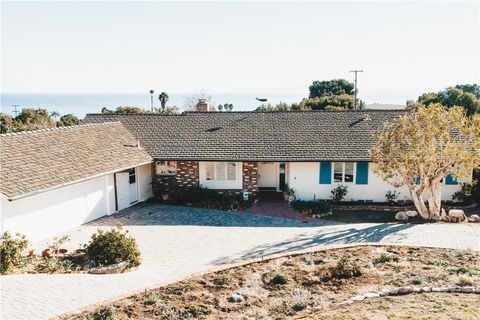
<box><xmin>362</xmin><ymin>113</ymin><xmax>372</xmax><ymax>121</ymax></box>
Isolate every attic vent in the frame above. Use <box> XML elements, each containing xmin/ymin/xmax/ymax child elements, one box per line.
<box><xmin>206</xmin><ymin>126</ymin><xmax>222</xmax><ymax>132</ymax></box>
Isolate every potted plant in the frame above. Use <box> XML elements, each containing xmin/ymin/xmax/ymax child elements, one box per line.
<box><xmin>283</xmin><ymin>185</ymin><xmax>295</xmax><ymax>202</ymax></box>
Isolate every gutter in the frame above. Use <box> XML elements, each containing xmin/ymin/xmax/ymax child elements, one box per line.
<box><xmin>6</xmin><ymin>160</ymin><xmax>153</xmax><ymax>202</ymax></box>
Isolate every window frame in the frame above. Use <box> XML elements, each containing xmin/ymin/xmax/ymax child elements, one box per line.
<box><xmin>204</xmin><ymin>161</ymin><xmax>237</xmax><ymax>181</ymax></box>
<box><xmin>332</xmin><ymin>162</ymin><xmax>356</xmax><ymax>184</ymax></box>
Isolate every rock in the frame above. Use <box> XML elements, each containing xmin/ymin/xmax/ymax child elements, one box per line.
<box><xmin>363</xmin><ymin>262</ymin><xmax>374</xmax><ymax>269</ymax></box>
<box><xmin>378</xmin><ymin>289</ymin><xmax>390</xmax><ymax>296</ymax></box>
<box><xmin>89</xmin><ymin>261</ymin><xmax>128</xmax><ymax>274</ymax></box>
<box><xmin>398</xmin><ymin>287</ymin><xmax>413</xmax><ymax>295</ymax></box>
<box><xmin>228</xmin><ymin>293</ymin><xmax>245</xmax><ymax>303</ymax></box>
<box><xmin>448</xmin><ymin>209</ymin><xmax>466</xmax><ymax>222</ymax></box>
<box><xmin>460</xmin><ymin>286</ymin><xmax>475</xmax><ymax>293</ymax></box>
<box><xmin>468</xmin><ymin>214</ymin><xmax>480</xmax><ymax>223</ymax></box>
<box><xmin>412</xmin><ymin>287</ymin><xmax>421</xmax><ymax>293</ymax></box>
<box><xmin>431</xmin><ymin>215</ymin><xmax>442</xmax><ymax>221</ymax></box>
<box><xmin>395</xmin><ymin>211</ymin><xmax>409</xmax><ymax>221</ymax></box>
<box><xmin>448</xmin><ymin>286</ymin><xmax>462</xmax><ymax>293</ymax></box>
<box><xmin>420</xmin><ymin>287</ymin><xmax>432</xmax><ymax>293</ymax></box>
<box><xmin>441</xmin><ymin>208</ymin><xmax>447</xmax><ymax>218</ymax></box>
<box><xmin>405</xmin><ymin>210</ymin><xmax>418</xmax><ymax>217</ymax></box>
<box><xmin>350</xmin><ymin>295</ymin><xmax>366</xmax><ymax>302</ymax></box>
<box><xmin>431</xmin><ymin>287</ymin><xmax>443</xmax><ymax>292</ymax></box>
<box><xmin>364</xmin><ymin>292</ymin><xmax>380</xmax><ymax>299</ymax></box>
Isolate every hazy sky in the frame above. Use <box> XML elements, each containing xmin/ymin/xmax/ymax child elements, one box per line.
<box><xmin>1</xmin><ymin>1</ymin><xmax>479</xmax><ymax>103</ymax></box>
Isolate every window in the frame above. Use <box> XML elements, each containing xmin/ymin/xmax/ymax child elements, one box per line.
<box><xmin>205</xmin><ymin>162</ymin><xmax>237</xmax><ymax>181</ymax></box>
<box><xmin>333</xmin><ymin>162</ymin><xmax>355</xmax><ymax>183</ymax></box>
<box><xmin>128</xmin><ymin>168</ymin><xmax>136</xmax><ymax>184</ymax></box>
<box><xmin>155</xmin><ymin>160</ymin><xmax>177</xmax><ymax>176</ymax></box>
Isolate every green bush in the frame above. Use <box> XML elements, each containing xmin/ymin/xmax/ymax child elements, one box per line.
<box><xmin>165</xmin><ymin>186</ymin><xmax>250</xmax><ymax>211</ymax></box>
<box><xmin>332</xmin><ymin>255</ymin><xmax>361</xmax><ymax>279</ymax></box>
<box><xmin>410</xmin><ymin>275</ymin><xmax>423</xmax><ymax>285</ymax></box>
<box><xmin>331</xmin><ymin>185</ymin><xmax>348</xmax><ymax>202</ymax></box>
<box><xmin>453</xmin><ymin>183</ymin><xmax>480</xmax><ymax>204</ymax></box>
<box><xmin>212</xmin><ymin>274</ymin><xmax>230</xmax><ymax>286</ymax></box>
<box><xmin>270</xmin><ymin>273</ymin><xmax>288</xmax><ymax>285</ymax></box>
<box><xmin>290</xmin><ymin>200</ymin><xmax>331</xmax><ymax>217</ymax></box>
<box><xmin>292</xmin><ymin>301</ymin><xmax>306</xmax><ymax>311</ymax></box>
<box><xmin>0</xmin><ymin>231</ymin><xmax>29</xmax><ymax>274</ymax></box>
<box><xmin>373</xmin><ymin>252</ymin><xmax>399</xmax><ymax>264</ymax></box>
<box><xmin>85</xmin><ymin>225</ymin><xmax>141</xmax><ymax>268</ymax></box>
<box><xmin>93</xmin><ymin>306</ymin><xmax>116</xmax><ymax>320</ymax></box>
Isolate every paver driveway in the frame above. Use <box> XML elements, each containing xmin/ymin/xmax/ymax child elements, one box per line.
<box><xmin>1</xmin><ymin>203</ymin><xmax>479</xmax><ymax>320</ymax></box>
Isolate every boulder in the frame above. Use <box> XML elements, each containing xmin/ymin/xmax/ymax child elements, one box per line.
<box><xmin>395</xmin><ymin>211</ymin><xmax>409</xmax><ymax>221</ymax></box>
<box><xmin>89</xmin><ymin>261</ymin><xmax>128</xmax><ymax>274</ymax></box>
<box><xmin>448</xmin><ymin>209</ymin><xmax>466</xmax><ymax>223</ymax></box>
<box><xmin>468</xmin><ymin>214</ymin><xmax>480</xmax><ymax>223</ymax></box>
<box><xmin>405</xmin><ymin>210</ymin><xmax>418</xmax><ymax>217</ymax></box>
<box><xmin>228</xmin><ymin>293</ymin><xmax>245</xmax><ymax>303</ymax></box>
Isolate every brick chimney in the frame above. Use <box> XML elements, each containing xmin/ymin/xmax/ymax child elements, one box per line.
<box><xmin>195</xmin><ymin>98</ymin><xmax>209</xmax><ymax>112</ymax></box>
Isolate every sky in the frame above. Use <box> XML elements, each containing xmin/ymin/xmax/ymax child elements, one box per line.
<box><xmin>1</xmin><ymin>1</ymin><xmax>479</xmax><ymax>104</ymax></box>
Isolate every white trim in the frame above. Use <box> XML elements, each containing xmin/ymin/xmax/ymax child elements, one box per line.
<box><xmin>6</xmin><ymin>160</ymin><xmax>154</xmax><ymax>201</ymax></box>
<box><xmin>332</xmin><ymin>161</ymin><xmax>356</xmax><ymax>184</ymax></box>
<box><xmin>199</xmin><ymin>162</ymin><xmax>243</xmax><ymax>189</ymax></box>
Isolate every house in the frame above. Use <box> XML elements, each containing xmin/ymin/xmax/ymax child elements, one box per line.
<box><xmin>1</xmin><ymin>109</ymin><xmax>462</xmax><ymax>241</ymax></box>
<box><xmin>84</xmin><ymin>109</ymin><xmax>461</xmax><ymax>203</ymax></box>
<box><xmin>0</xmin><ymin>123</ymin><xmax>153</xmax><ymax>241</ymax></box>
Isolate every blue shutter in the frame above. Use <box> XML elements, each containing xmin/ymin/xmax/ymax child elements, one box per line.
<box><xmin>356</xmin><ymin>162</ymin><xmax>369</xmax><ymax>184</ymax></box>
<box><xmin>415</xmin><ymin>176</ymin><xmax>421</xmax><ymax>185</ymax></box>
<box><xmin>445</xmin><ymin>174</ymin><xmax>458</xmax><ymax>185</ymax></box>
<box><xmin>319</xmin><ymin>162</ymin><xmax>332</xmax><ymax>184</ymax></box>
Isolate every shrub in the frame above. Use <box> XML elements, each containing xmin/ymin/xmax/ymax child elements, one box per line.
<box><xmin>290</xmin><ymin>200</ymin><xmax>332</xmax><ymax>217</ymax></box>
<box><xmin>410</xmin><ymin>276</ymin><xmax>423</xmax><ymax>285</ymax></box>
<box><xmin>292</xmin><ymin>302</ymin><xmax>306</xmax><ymax>311</ymax></box>
<box><xmin>212</xmin><ymin>274</ymin><xmax>230</xmax><ymax>286</ymax></box>
<box><xmin>36</xmin><ymin>257</ymin><xmax>75</xmax><ymax>274</ymax></box>
<box><xmin>452</xmin><ymin>183</ymin><xmax>480</xmax><ymax>204</ymax></box>
<box><xmin>456</xmin><ymin>275</ymin><xmax>474</xmax><ymax>287</ymax></box>
<box><xmin>385</xmin><ymin>190</ymin><xmax>400</xmax><ymax>202</ymax></box>
<box><xmin>373</xmin><ymin>252</ymin><xmax>399</xmax><ymax>264</ymax></box>
<box><xmin>0</xmin><ymin>231</ymin><xmax>29</xmax><ymax>274</ymax></box>
<box><xmin>85</xmin><ymin>225</ymin><xmax>141</xmax><ymax>268</ymax></box>
<box><xmin>184</xmin><ymin>304</ymin><xmax>209</xmax><ymax>318</ymax></box>
<box><xmin>93</xmin><ymin>306</ymin><xmax>116</xmax><ymax>320</ymax></box>
<box><xmin>331</xmin><ymin>185</ymin><xmax>348</xmax><ymax>202</ymax></box>
<box><xmin>332</xmin><ymin>255</ymin><xmax>361</xmax><ymax>279</ymax></box>
<box><xmin>270</xmin><ymin>273</ymin><xmax>288</xmax><ymax>285</ymax></box>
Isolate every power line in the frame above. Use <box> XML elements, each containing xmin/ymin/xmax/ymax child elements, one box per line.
<box><xmin>349</xmin><ymin>70</ymin><xmax>363</xmax><ymax>109</ymax></box>
<box><xmin>12</xmin><ymin>105</ymin><xmax>19</xmax><ymax>117</ymax></box>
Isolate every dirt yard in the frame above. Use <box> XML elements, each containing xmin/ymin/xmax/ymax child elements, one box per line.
<box><xmin>68</xmin><ymin>245</ymin><xmax>480</xmax><ymax>320</ymax></box>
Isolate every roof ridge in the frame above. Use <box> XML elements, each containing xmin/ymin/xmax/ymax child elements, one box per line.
<box><xmin>0</xmin><ymin>121</ymin><xmax>121</xmax><ymax>137</ymax></box>
<box><xmin>85</xmin><ymin>109</ymin><xmax>406</xmax><ymax>117</ymax></box>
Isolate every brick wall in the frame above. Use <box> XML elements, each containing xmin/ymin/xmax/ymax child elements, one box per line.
<box><xmin>153</xmin><ymin>160</ymin><xmax>259</xmax><ymax>199</ymax></box>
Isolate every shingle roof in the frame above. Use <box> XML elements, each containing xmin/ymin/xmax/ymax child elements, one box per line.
<box><xmin>1</xmin><ymin>122</ymin><xmax>153</xmax><ymax>199</ymax></box>
<box><xmin>84</xmin><ymin>110</ymin><xmax>405</xmax><ymax>162</ymax></box>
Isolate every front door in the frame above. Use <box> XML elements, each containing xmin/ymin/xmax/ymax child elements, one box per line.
<box><xmin>115</xmin><ymin>172</ymin><xmax>130</xmax><ymax>211</ymax></box>
<box><xmin>128</xmin><ymin>168</ymin><xmax>138</xmax><ymax>204</ymax></box>
<box><xmin>258</xmin><ymin>162</ymin><xmax>277</xmax><ymax>189</ymax></box>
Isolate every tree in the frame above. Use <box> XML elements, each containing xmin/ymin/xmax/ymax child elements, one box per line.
<box><xmin>115</xmin><ymin>106</ymin><xmax>147</xmax><ymax>114</ymax></box>
<box><xmin>101</xmin><ymin>107</ymin><xmax>114</xmax><ymax>114</ymax></box>
<box><xmin>50</xmin><ymin>111</ymin><xmax>60</xmax><ymax>122</ymax></box>
<box><xmin>370</xmin><ymin>104</ymin><xmax>480</xmax><ymax>219</ymax></box>
<box><xmin>59</xmin><ymin>114</ymin><xmax>79</xmax><ymax>126</ymax></box>
<box><xmin>158</xmin><ymin>92</ymin><xmax>169</xmax><ymax>112</ymax></box>
<box><xmin>14</xmin><ymin>108</ymin><xmax>55</xmax><ymax>131</ymax></box>
<box><xmin>411</xmin><ymin>86</ymin><xmax>480</xmax><ymax>116</ymax></box>
<box><xmin>0</xmin><ymin>113</ymin><xmax>15</xmax><ymax>133</ymax></box>
<box><xmin>300</xmin><ymin>94</ymin><xmax>354</xmax><ymax>110</ymax></box>
<box><xmin>309</xmin><ymin>79</ymin><xmax>354</xmax><ymax>99</ymax></box>
<box><xmin>455</xmin><ymin>84</ymin><xmax>480</xmax><ymax>99</ymax></box>
<box><xmin>163</xmin><ymin>106</ymin><xmax>180</xmax><ymax>115</ymax></box>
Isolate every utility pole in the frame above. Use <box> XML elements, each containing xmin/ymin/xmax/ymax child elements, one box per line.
<box><xmin>149</xmin><ymin>90</ymin><xmax>154</xmax><ymax>111</ymax></box>
<box><xmin>12</xmin><ymin>105</ymin><xmax>19</xmax><ymax>117</ymax></box>
<box><xmin>349</xmin><ymin>70</ymin><xmax>363</xmax><ymax>109</ymax></box>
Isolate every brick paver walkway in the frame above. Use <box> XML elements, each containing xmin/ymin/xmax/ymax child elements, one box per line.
<box><xmin>1</xmin><ymin>203</ymin><xmax>479</xmax><ymax>320</ymax></box>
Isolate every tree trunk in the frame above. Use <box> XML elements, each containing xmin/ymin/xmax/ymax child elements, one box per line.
<box><xmin>425</xmin><ymin>181</ymin><xmax>442</xmax><ymax>217</ymax></box>
<box><xmin>408</xmin><ymin>186</ymin><xmax>430</xmax><ymax>219</ymax></box>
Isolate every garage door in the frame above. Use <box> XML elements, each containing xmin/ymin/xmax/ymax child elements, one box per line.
<box><xmin>1</xmin><ymin>175</ymin><xmax>114</xmax><ymax>242</ymax></box>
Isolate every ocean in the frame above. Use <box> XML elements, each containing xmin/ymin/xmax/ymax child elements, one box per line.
<box><xmin>0</xmin><ymin>93</ymin><xmax>305</xmax><ymax>118</ymax></box>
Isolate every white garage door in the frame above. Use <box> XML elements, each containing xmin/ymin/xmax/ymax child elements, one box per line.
<box><xmin>1</xmin><ymin>175</ymin><xmax>114</xmax><ymax>242</ymax></box>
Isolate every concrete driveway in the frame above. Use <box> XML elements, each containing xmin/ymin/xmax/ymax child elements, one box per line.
<box><xmin>1</xmin><ymin>203</ymin><xmax>479</xmax><ymax>320</ymax></box>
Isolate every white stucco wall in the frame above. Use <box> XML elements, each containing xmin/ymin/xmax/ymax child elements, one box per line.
<box><xmin>0</xmin><ymin>164</ymin><xmax>153</xmax><ymax>242</ymax></box>
<box><xmin>288</xmin><ymin>162</ymin><xmax>462</xmax><ymax>202</ymax></box>
<box><xmin>1</xmin><ymin>175</ymin><xmax>115</xmax><ymax>242</ymax></box>
<box><xmin>199</xmin><ymin>162</ymin><xmax>243</xmax><ymax>189</ymax></box>
<box><xmin>137</xmin><ymin>163</ymin><xmax>153</xmax><ymax>201</ymax></box>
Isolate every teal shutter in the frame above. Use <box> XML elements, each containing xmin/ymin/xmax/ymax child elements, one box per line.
<box><xmin>415</xmin><ymin>176</ymin><xmax>421</xmax><ymax>185</ymax></box>
<box><xmin>319</xmin><ymin>162</ymin><xmax>332</xmax><ymax>184</ymax></box>
<box><xmin>445</xmin><ymin>174</ymin><xmax>458</xmax><ymax>185</ymax></box>
<box><xmin>356</xmin><ymin>162</ymin><xmax>369</xmax><ymax>184</ymax></box>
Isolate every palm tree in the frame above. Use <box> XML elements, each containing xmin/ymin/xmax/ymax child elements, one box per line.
<box><xmin>158</xmin><ymin>92</ymin><xmax>169</xmax><ymax>112</ymax></box>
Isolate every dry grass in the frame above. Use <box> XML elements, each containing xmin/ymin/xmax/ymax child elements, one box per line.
<box><xmin>69</xmin><ymin>246</ymin><xmax>480</xmax><ymax>319</ymax></box>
